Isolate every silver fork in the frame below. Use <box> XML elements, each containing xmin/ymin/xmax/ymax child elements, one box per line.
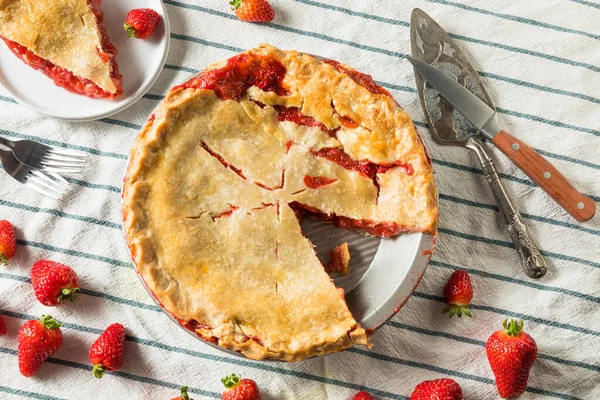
<box><xmin>0</xmin><ymin>136</ymin><xmax>87</xmax><ymax>174</ymax></box>
<box><xmin>0</xmin><ymin>148</ymin><xmax>68</xmax><ymax>199</ymax></box>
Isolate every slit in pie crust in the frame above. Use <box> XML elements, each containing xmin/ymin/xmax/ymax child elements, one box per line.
<box><xmin>122</xmin><ymin>45</ymin><xmax>438</xmax><ymax>361</ymax></box>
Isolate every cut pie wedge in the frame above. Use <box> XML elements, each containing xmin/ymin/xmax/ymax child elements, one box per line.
<box><xmin>122</xmin><ymin>45</ymin><xmax>438</xmax><ymax>361</ymax></box>
<box><xmin>0</xmin><ymin>0</ymin><xmax>123</xmax><ymax>99</ymax></box>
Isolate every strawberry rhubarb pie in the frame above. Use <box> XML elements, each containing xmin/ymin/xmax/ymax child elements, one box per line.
<box><xmin>0</xmin><ymin>0</ymin><xmax>123</xmax><ymax>99</ymax></box>
<box><xmin>122</xmin><ymin>45</ymin><xmax>438</xmax><ymax>361</ymax></box>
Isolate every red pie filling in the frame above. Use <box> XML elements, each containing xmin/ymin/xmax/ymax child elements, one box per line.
<box><xmin>1</xmin><ymin>0</ymin><xmax>122</xmax><ymax>99</ymax></box>
<box><xmin>275</xmin><ymin>105</ymin><xmax>339</xmax><ymax>137</ymax></box>
<box><xmin>176</xmin><ymin>53</ymin><xmax>289</xmax><ymax>101</ymax></box>
<box><xmin>313</xmin><ymin>147</ymin><xmax>413</xmax><ymax>179</ymax></box>
<box><xmin>323</xmin><ymin>59</ymin><xmax>392</xmax><ymax>97</ymax></box>
<box><xmin>290</xmin><ymin>202</ymin><xmax>405</xmax><ymax>238</ymax></box>
<box><xmin>303</xmin><ymin>175</ymin><xmax>338</xmax><ymax>189</ymax></box>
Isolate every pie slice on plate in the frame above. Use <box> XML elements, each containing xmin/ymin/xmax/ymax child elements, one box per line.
<box><xmin>122</xmin><ymin>45</ymin><xmax>438</xmax><ymax>361</ymax></box>
<box><xmin>0</xmin><ymin>0</ymin><xmax>123</xmax><ymax>99</ymax></box>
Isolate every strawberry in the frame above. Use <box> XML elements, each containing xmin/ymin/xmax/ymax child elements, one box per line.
<box><xmin>0</xmin><ymin>220</ymin><xmax>16</xmax><ymax>265</ymax></box>
<box><xmin>17</xmin><ymin>315</ymin><xmax>63</xmax><ymax>377</ymax></box>
<box><xmin>222</xmin><ymin>374</ymin><xmax>261</xmax><ymax>400</ymax></box>
<box><xmin>0</xmin><ymin>314</ymin><xmax>7</xmax><ymax>336</ymax></box>
<box><xmin>172</xmin><ymin>386</ymin><xmax>192</xmax><ymax>400</ymax></box>
<box><xmin>31</xmin><ymin>260</ymin><xmax>79</xmax><ymax>306</ymax></box>
<box><xmin>486</xmin><ymin>319</ymin><xmax>537</xmax><ymax>398</ymax></box>
<box><xmin>443</xmin><ymin>270</ymin><xmax>473</xmax><ymax>318</ymax></box>
<box><xmin>124</xmin><ymin>8</ymin><xmax>161</xmax><ymax>39</ymax></box>
<box><xmin>353</xmin><ymin>391</ymin><xmax>374</xmax><ymax>400</ymax></box>
<box><xmin>229</xmin><ymin>0</ymin><xmax>274</xmax><ymax>22</ymax></box>
<box><xmin>89</xmin><ymin>323</ymin><xmax>125</xmax><ymax>378</ymax></box>
<box><xmin>410</xmin><ymin>378</ymin><xmax>463</xmax><ymax>400</ymax></box>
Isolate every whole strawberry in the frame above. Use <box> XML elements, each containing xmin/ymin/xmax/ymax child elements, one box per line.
<box><xmin>31</xmin><ymin>260</ymin><xmax>79</xmax><ymax>306</ymax></box>
<box><xmin>443</xmin><ymin>270</ymin><xmax>473</xmax><ymax>318</ymax></box>
<box><xmin>0</xmin><ymin>220</ymin><xmax>16</xmax><ymax>265</ymax></box>
<box><xmin>229</xmin><ymin>0</ymin><xmax>274</xmax><ymax>22</ymax></box>
<box><xmin>18</xmin><ymin>315</ymin><xmax>63</xmax><ymax>377</ymax></box>
<box><xmin>486</xmin><ymin>319</ymin><xmax>537</xmax><ymax>398</ymax></box>
<box><xmin>172</xmin><ymin>386</ymin><xmax>192</xmax><ymax>400</ymax></box>
<box><xmin>0</xmin><ymin>314</ymin><xmax>7</xmax><ymax>336</ymax></box>
<box><xmin>410</xmin><ymin>378</ymin><xmax>463</xmax><ymax>400</ymax></box>
<box><xmin>124</xmin><ymin>8</ymin><xmax>161</xmax><ymax>39</ymax></box>
<box><xmin>353</xmin><ymin>391</ymin><xmax>374</xmax><ymax>400</ymax></box>
<box><xmin>222</xmin><ymin>374</ymin><xmax>261</xmax><ymax>400</ymax></box>
<box><xmin>89</xmin><ymin>323</ymin><xmax>125</xmax><ymax>378</ymax></box>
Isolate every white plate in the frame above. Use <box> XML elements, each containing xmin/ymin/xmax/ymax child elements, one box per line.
<box><xmin>0</xmin><ymin>0</ymin><xmax>170</xmax><ymax>122</ymax></box>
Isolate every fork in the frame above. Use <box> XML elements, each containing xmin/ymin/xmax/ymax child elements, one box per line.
<box><xmin>0</xmin><ymin>148</ymin><xmax>68</xmax><ymax>199</ymax></box>
<box><xmin>0</xmin><ymin>136</ymin><xmax>87</xmax><ymax>174</ymax></box>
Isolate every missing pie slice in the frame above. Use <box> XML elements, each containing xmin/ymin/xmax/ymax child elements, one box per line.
<box><xmin>122</xmin><ymin>45</ymin><xmax>438</xmax><ymax>361</ymax></box>
<box><xmin>0</xmin><ymin>0</ymin><xmax>123</xmax><ymax>99</ymax></box>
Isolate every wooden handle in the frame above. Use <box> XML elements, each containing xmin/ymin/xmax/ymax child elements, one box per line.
<box><xmin>492</xmin><ymin>130</ymin><xmax>596</xmax><ymax>222</ymax></box>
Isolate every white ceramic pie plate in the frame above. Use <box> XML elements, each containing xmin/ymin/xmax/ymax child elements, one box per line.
<box><xmin>0</xmin><ymin>0</ymin><xmax>170</xmax><ymax>122</ymax></box>
<box><xmin>123</xmin><ymin>60</ymin><xmax>438</xmax><ymax>360</ymax></box>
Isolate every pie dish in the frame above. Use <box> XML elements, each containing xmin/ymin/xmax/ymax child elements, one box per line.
<box><xmin>122</xmin><ymin>45</ymin><xmax>438</xmax><ymax>361</ymax></box>
<box><xmin>0</xmin><ymin>0</ymin><xmax>123</xmax><ymax>99</ymax></box>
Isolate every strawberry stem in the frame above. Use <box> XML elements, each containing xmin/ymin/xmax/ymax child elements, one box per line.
<box><xmin>502</xmin><ymin>318</ymin><xmax>524</xmax><ymax>337</ymax></box>
<box><xmin>92</xmin><ymin>363</ymin><xmax>105</xmax><ymax>379</ymax></box>
<box><xmin>222</xmin><ymin>373</ymin><xmax>241</xmax><ymax>389</ymax></box>
<box><xmin>0</xmin><ymin>253</ymin><xmax>8</xmax><ymax>266</ymax></box>
<box><xmin>180</xmin><ymin>386</ymin><xmax>190</xmax><ymax>400</ymax></box>
<box><xmin>229</xmin><ymin>0</ymin><xmax>243</xmax><ymax>10</ymax></box>
<box><xmin>443</xmin><ymin>304</ymin><xmax>473</xmax><ymax>318</ymax></box>
<box><xmin>123</xmin><ymin>23</ymin><xmax>137</xmax><ymax>37</ymax></box>
<box><xmin>58</xmin><ymin>287</ymin><xmax>80</xmax><ymax>303</ymax></box>
<box><xmin>40</xmin><ymin>314</ymin><xmax>62</xmax><ymax>329</ymax></box>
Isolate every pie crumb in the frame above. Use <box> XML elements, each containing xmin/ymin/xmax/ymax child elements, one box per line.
<box><xmin>326</xmin><ymin>242</ymin><xmax>351</xmax><ymax>275</ymax></box>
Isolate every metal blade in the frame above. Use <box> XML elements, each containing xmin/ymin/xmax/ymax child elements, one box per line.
<box><xmin>407</xmin><ymin>56</ymin><xmax>501</xmax><ymax>139</ymax></box>
<box><xmin>409</xmin><ymin>8</ymin><xmax>499</xmax><ymax>143</ymax></box>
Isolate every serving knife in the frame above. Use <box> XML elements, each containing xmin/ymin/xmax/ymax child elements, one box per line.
<box><xmin>407</xmin><ymin>10</ymin><xmax>595</xmax><ymax>223</ymax></box>
<box><xmin>409</xmin><ymin>8</ymin><xmax>548</xmax><ymax>278</ymax></box>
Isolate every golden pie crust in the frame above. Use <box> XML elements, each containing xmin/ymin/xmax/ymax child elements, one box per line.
<box><xmin>122</xmin><ymin>45</ymin><xmax>438</xmax><ymax>361</ymax></box>
<box><xmin>0</xmin><ymin>0</ymin><xmax>119</xmax><ymax>94</ymax></box>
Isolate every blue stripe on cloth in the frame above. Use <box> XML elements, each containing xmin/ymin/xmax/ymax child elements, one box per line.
<box><xmin>0</xmin><ymin>347</ymin><xmax>221</xmax><ymax>399</ymax></box>
<box><xmin>0</xmin><ymin>386</ymin><xmax>66</xmax><ymax>400</ymax></box>
<box><xmin>2</xmin><ymin>270</ymin><xmax>598</xmax><ymax>374</ymax></box>
<box><xmin>479</xmin><ymin>71</ymin><xmax>600</xmax><ymax>106</ymax></box>
<box><xmin>414</xmin><ymin>292</ymin><xmax>600</xmax><ymax>337</ymax></box>
<box><xmin>0</xmin><ymin>199</ymin><xmax>121</xmax><ymax>229</ymax></box>
<box><xmin>0</xmin><ymin>95</ymin><xmax>17</xmax><ymax>104</ymax></box>
<box><xmin>425</xmin><ymin>0</ymin><xmax>600</xmax><ymax>41</ymax></box>
<box><xmin>568</xmin><ymin>0</ymin><xmax>600</xmax><ymax>8</ymax></box>
<box><xmin>16</xmin><ymin>239</ymin><xmax>133</xmax><ymax>269</ymax></box>
<box><xmin>98</xmin><ymin>118</ymin><xmax>142</xmax><ymax>130</ymax></box>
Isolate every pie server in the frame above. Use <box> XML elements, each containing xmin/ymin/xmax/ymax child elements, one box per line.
<box><xmin>409</xmin><ymin>8</ymin><xmax>550</xmax><ymax>278</ymax></box>
<box><xmin>408</xmin><ymin>9</ymin><xmax>596</xmax><ymax>223</ymax></box>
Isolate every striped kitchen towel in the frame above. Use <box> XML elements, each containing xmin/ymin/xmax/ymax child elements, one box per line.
<box><xmin>1</xmin><ymin>0</ymin><xmax>599</xmax><ymax>399</ymax></box>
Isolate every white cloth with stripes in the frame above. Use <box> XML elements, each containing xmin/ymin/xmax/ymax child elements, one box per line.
<box><xmin>1</xmin><ymin>0</ymin><xmax>599</xmax><ymax>399</ymax></box>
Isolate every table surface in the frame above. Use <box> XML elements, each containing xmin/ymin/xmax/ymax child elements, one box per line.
<box><xmin>1</xmin><ymin>0</ymin><xmax>599</xmax><ymax>399</ymax></box>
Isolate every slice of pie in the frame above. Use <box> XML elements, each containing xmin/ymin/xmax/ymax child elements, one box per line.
<box><xmin>0</xmin><ymin>0</ymin><xmax>123</xmax><ymax>99</ymax></box>
<box><xmin>122</xmin><ymin>45</ymin><xmax>438</xmax><ymax>361</ymax></box>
